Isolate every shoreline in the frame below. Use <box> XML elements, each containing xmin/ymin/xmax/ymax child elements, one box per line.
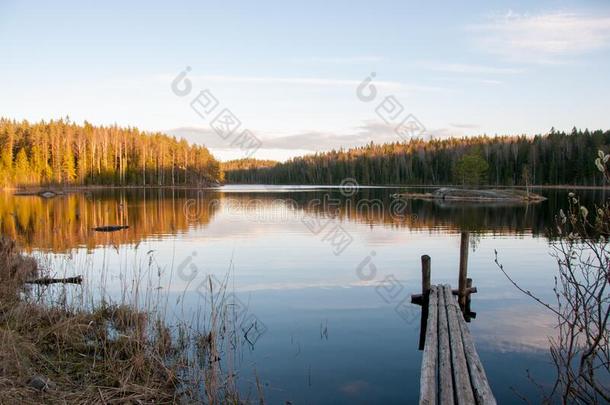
<box><xmin>7</xmin><ymin>184</ymin><xmax>223</xmax><ymax>195</ymax></box>
<box><xmin>0</xmin><ymin>236</ymin><xmax>245</xmax><ymax>403</ymax></box>
<box><xmin>5</xmin><ymin>183</ymin><xmax>610</xmax><ymax>193</ymax></box>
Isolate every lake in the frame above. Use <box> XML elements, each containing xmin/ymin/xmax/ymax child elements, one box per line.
<box><xmin>2</xmin><ymin>185</ymin><xmax>607</xmax><ymax>403</ymax></box>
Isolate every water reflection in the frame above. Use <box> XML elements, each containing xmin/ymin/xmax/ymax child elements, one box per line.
<box><xmin>1</xmin><ymin>186</ymin><xmax>600</xmax><ymax>252</ymax></box>
<box><xmin>0</xmin><ymin>189</ymin><xmax>219</xmax><ymax>252</ymax></box>
<box><xmin>1</xmin><ymin>186</ymin><xmax>604</xmax><ymax>403</ymax></box>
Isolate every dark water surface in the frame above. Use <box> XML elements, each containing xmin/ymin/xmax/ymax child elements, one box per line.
<box><xmin>2</xmin><ymin>185</ymin><xmax>608</xmax><ymax>403</ymax></box>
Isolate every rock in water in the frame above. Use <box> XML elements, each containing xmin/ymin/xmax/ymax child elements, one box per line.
<box><xmin>394</xmin><ymin>187</ymin><xmax>546</xmax><ymax>202</ymax></box>
<box><xmin>38</xmin><ymin>191</ymin><xmax>57</xmax><ymax>199</ymax></box>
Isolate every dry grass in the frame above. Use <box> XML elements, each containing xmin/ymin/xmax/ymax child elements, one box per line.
<box><xmin>0</xmin><ymin>237</ymin><xmax>259</xmax><ymax>404</ymax></box>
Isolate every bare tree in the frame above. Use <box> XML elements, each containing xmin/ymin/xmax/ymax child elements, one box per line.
<box><xmin>495</xmin><ymin>151</ymin><xmax>610</xmax><ymax>404</ymax></box>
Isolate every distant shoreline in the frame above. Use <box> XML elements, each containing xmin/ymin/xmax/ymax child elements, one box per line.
<box><xmin>3</xmin><ymin>183</ymin><xmax>610</xmax><ymax>194</ymax></box>
<box><xmin>6</xmin><ymin>184</ymin><xmax>223</xmax><ymax>195</ymax></box>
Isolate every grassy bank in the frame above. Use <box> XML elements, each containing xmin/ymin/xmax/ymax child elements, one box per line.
<box><xmin>0</xmin><ymin>237</ymin><xmax>256</xmax><ymax>404</ymax></box>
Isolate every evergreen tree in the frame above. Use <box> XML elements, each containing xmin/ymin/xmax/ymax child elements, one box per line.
<box><xmin>0</xmin><ymin>118</ymin><xmax>222</xmax><ymax>187</ymax></box>
<box><xmin>14</xmin><ymin>148</ymin><xmax>30</xmax><ymax>185</ymax></box>
<box><xmin>62</xmin><ymin>147</ymin><xmax>76</xmax><ymax>183</ymax></box>
<box><xmin>454</xmin><ymin>150</ymin><xmax>489</xmax><ymax>185</ymax></box>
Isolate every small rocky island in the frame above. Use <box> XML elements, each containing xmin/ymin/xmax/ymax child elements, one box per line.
<box><xmin>393</xmin><ymin>187</ymin><xmax>546</xmax><ymax>202</ymax></box>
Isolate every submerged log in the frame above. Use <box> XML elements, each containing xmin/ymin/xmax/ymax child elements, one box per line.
<box><xmin>93</xmin><ymin>225</ymin><xmax>129</xmax><ymax>232</ymax></box>
<box><xmin>26</xmin><ymin>276</ymin><xmax>83</xmax><ymax>285</ymax></box>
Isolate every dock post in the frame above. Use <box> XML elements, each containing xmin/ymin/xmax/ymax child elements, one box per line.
<box><xmin>421</xmin><ymin>254</ymin><xmax>431</xmax><ymax>298</ymax></box>
<box><xmin>418</xmin><ymin>254</ymin><xmax>431</xmax><ymax>350</ymax></box>
<box><xmin>458</xmin><ymin>232</ymin><xmax>470</xmax><ymax>309</ymax></box>
<box><xmin>410</xmin><ymin>255</ymin><xmax>431</xmax><ymax>305</ymax></box>
<box><xmin>464</xmin><ymin>278</ymin><xmax>474</xmax><ymax>322</ymax></box>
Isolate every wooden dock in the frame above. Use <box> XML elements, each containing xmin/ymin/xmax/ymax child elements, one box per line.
<box><xmin>419</xmin><ymin>284</ymin><xmax>495</xmax><ymax>405</ymax></box>
<box><xmin>412</xmin><ymin>233</ymin><xmax>496</xmax><ymax>405</ymax></box>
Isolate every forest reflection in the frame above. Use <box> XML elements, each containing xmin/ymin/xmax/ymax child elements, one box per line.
<box><xmin>0</xmin><ymin>189</ymin><xmax>220</xmax><ymax>251</ymax></box>
<box><xmin>0</xmin><ymin>187</ymin><xmax>604</xmax><ymax>251</ymax></box>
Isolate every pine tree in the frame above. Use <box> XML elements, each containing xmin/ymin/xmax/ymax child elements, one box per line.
<box><xmin>455</xmin><ymin>150</ymin><xmax>489</xmax><ymax>185</ymax></box>
<box><xmin>14</xmin><ymin>148</ymin><xmax>30</xmax><ymax>185</ymax></box>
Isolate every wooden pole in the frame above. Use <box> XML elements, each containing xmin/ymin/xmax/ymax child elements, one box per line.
<box><xmin>465</xmin><ymin>278</ymin><xmax>473</xmax><ymax>322</ymax></box>
<box><xmin>421</xmin><ymin>254</ymin><xmax>431</xmax><ymax>298</ymax></box>
<box><xmin>418</xmin><ymin>254</ymin><xmax>431</xmax><ymax>350</ymax></box>
<box><xmin>458</xmin><ymin>232</ymin><xmax>470</xmax><ymax>309</ymax></box>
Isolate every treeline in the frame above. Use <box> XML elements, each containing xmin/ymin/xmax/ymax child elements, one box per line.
<box><xmin>0</xmin><ymin>118</ymin><xmax>222</xmax><ymax>187</ymax></box>
<box><xmin>224</xmin><ymin>129</ymin><xmax>610</xmax><ymax>186</ymax></box>
<box><xmin>220</xmin><ymin>158</ymin><xmax>278</xmax><ymax>183</ymax></box>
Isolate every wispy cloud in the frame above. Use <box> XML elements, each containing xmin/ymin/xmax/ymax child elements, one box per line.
<box><xmin>422</xmin><ymin>61</ymin><xmax>524</xmax><ymax>74</ymax></box>
<box><xmin>157</xmin><ymin>73</ymin><xmax>445</xmax><ymax>93</ymax></box>
<box><xmin>168</xmin><ymin>125</ymin><xmax>392</xmax><ymax>151</ymax></box>
<box><xmin>450</xmin><ymin>123</ymin><xmax>480</xmax><ymax>129</ymax></box>
<box><xmin>433</xmin><ymin>76</ymin><xmax>504</xmax><ymax>85</ymax></box>
<box><xmin>168</xmin><ymin>121</ymin><xmax>461</xmax><ymax>154</ymax></box>
<box><xmin>191</xmin><ymin>74</ymin><xmax>398</xmax><ymax>88</ymax></box>
<box><xmin>290</xmin><ymin>56</ymin><xmax>383</xmax><ymax>64</ymax></box>
<box><xmin>470</xmin><ymin>11</ymin><xmax>610</xmax><ymax>63</ymax></box>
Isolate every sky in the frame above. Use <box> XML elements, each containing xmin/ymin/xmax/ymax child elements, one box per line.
<box><xmin>1</xmin><ymin>0</ymin><xmax>610</xmax><ymax>161</ymax></box>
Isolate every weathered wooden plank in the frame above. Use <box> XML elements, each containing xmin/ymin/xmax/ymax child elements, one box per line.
<box><xmin>443</xmin><ymin>285</ymin><xmax>475</xmax><ymax>405</ymax></box>
<box><xmin>419</xmin><ymin>286</ymin><xmax>438</xmax><ymax>405</ymax></box>
<box><xmin>455</xmin><ymin>299</ymin><xmax>497</xmax><ymax>405</ymax></box>
<box><xmin>411</xmin><ymin>287</ymin><xmax>477</xmax><ymax>303</ymax></box>
<box><xmin>437</xmin><ymin>284</ymin><xmax>454</xmax><ymax>405</ymax></box>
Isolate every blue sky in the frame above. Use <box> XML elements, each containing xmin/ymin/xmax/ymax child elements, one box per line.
<box><xmin>1</xmin><ymin>0</ymin><xmax>610</xmax><ymax>161</ymax></box>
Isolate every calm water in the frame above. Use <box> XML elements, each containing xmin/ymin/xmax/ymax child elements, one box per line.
<box><xmin>2</xmin><ymin>186</ymin><xmax>608</xmax><ymax>403</ymax></box>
